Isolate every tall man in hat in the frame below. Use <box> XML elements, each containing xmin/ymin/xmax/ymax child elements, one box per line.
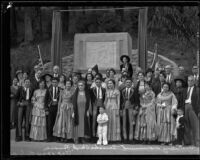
<box><xmin>90</xmin><ymin>77</ymin><xmax>106</xmax><ymax>141</ymax></box>
<box><xmin>120</xmin><ymin>78</ymin><xmax>139</xmax><ymax>143</ymax></box>
<box><xmin>120</xmin><ymin>55</ymin><xmax>133</xmax><ymax>78</ymax></box>
<box><xmin>15</xmin><ymin>78</ymin><xmax>34</xmax><ymax>141</ymax></box>
<box><xmin>184</xmin><ymin>75</ymin><xmax>199</xmax><ymax>146</ymax></box>
<box><xmin>45</xmin><ymin>77</ymin><xmax>60</xmax><ymax>142</ymax></box>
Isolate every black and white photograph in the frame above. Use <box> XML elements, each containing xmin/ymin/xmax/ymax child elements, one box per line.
<box><xmin>1</xmin><ymin>1</ymin><xmax>200</xmax><ymax>157</ymax></box>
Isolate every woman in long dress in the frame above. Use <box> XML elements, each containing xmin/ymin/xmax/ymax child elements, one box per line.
<box><xmin>30</xmin><ymin>80</ymin><xmax>47</xmax><ymax>141</ymax></box>
<box><xmin>72</xmin><ymin>80</ymin><xmax>91</xmax><ymax>144</ymax></box>
<box><xmin>53</xmin><ymin>80</ymin><xmax>74</xmax><ymax>142</ymax></box>
<box><xmin>10</xmin><ymin>77</ymin><xmax>19</xmax><ymax>129</ymax></box>
<box><xmin>156</xmin><ymin>82</ymin><xmax>178</xmax><ymax>145</ymax></box>
<box><xmin>105</xmin><ymin>79</ymin><xmax>121</xmax><ymax>142</ymax></box>
<box><xmin>134</xmin><ymin>83</ymin><xmax>157</xmax><ymax>143</ymax></box>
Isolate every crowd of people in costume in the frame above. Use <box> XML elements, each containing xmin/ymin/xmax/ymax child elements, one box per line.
<box><xmin>10</xmin><ymin>55</ymin><xmax>199</xmax><ymax>147</ymax></box>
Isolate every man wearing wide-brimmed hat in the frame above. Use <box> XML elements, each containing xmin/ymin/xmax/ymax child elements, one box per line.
<box><xmin>172</xmin><ymin>75</ymin><xmax>186</xmax><ymax>112</ymax></box>
<box><xmin>120</xmin><ymin>55</ymin><xmax>133</xmax><ymax>78</ymax></box>
<box><xmin>40</xmin><ymin>71</ymin><xmax>53</xmax><ymax>89</ymax></box>
<box><xmin>16</xmin><ymin>69</ymin><xmax>23</xmax><ymax>87</ymax></box>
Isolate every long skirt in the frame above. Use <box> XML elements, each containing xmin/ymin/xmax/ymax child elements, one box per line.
<box><xmin>30</xmin><ymin>106</ymin><xmax>47</xmax><ymax>140</ymax></box>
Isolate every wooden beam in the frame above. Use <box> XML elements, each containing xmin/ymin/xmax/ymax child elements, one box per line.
<box><xmin>138</xmin><ymin>7</ymin><xmax>148</xmax><ymax>72</ymax></box>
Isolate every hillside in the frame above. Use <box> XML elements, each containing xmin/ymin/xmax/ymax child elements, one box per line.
<box><xmin>10</xmin><ymin>32</ymin><xmax>196</xmax><ymax>80</ymax></box>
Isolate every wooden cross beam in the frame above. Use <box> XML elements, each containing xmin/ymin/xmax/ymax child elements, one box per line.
<box><xmin>51</xmin><ymin>7</ymin><xmax>148</xmax><ymax>73</ymax></box>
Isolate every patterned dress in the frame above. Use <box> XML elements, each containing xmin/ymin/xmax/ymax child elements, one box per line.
<box><xmin>134</xmin><ymin>90</ymin><xmax>157</xmax><ymax>141</ymax></box>
<box><xmin>105</xmin><ymin>89</ymin><xmax>121</xmax><ymax>141</ymax></box>
<box><xmin>30</xmin><ymin>89</ymin><xmax>47</xmax><ymax>140</ymax></box>
<box><xmin>156</xmin><ymin>92</ymin><xmax>177</xmax><ymax>143</ymax></box>
<box><xmin>53</xmin><ymin>89</ymin><xmax>74</xmax><ymax>139</ymax></box>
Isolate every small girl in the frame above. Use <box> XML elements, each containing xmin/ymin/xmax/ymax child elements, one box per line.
<box><xmin>97</xmin><ymin>106</ymin><xmax>109</xmax><ymax>145</ymax></box>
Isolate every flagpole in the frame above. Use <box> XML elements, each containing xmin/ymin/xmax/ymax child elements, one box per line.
<box><xmin>37</xmin><ymin>45</ymin><xmax>44</xmax><ymax>70</ymax></box>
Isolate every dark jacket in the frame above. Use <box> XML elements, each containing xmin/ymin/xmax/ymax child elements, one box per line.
<box><xmin>16</xmin><ymin>86</ymin><xmax>34</xmax><ymax>103</ymax></box>
<box><xmin>90</xmin><ymin>87</ymin><xmax>106</xmax><ymax>105</ymax></box>
<box><xmin>173</xmin><ymin>87</ymin><xmax>185</xmax><ymax>110</ymax></box>
<box><xmin>120</xmin><ymin>87</ymin><xmax>139</xmax><ymax>110</ymax></box>
<box><xmin>120</xmin><ymin>63</ymin><xmax>133</xmax><ymax>78</ymax></box>
<box><xmin>177</xmin><ymin>116</ymin><xmax>185</xmax><ymax>129</ymax></box>
<box><xmin>31</xmin><ymin>76</ymin><xmax>40</xmax><ymax>91</ymax></box>
<box><xmin>183</xmin><ymin>86</ymin><xmax>200</xmax><ymax>116</ymax></box>
<box><xmin>45</xmin><ymin>86</ymin><xmax>60</xmax><ymax>110</ymax></box>
<box><xmin>151</xmin><ymin>79</ymin><xmax>165</xmax><ymax>97</ymax></box>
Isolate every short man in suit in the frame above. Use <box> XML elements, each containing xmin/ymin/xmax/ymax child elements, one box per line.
<box><xmin>120</xmin><ymin>78</ymin><xmax>139</xmax><ymax>143</ymax></box>
<box><xmin>184</xmin><ymin>75</ymin><xmax>199</xmax><ymax>146</ymax></box>
<box><xmin>90</xmin><ymin>78</ymin><xmax>106</xmax><ymax>139</ymax></box>
<box><xmin>52</xmin><ymin>65</ymin><xmax>60</xmax><ymax>78</ymax></box>
<box><xmin>165</xmin><ymin>65</ymin><xmax>174</xmax><ymax>84</ymax></box>
<box><xmin>15</xmin><ymin>78</ymin><xmax>33</xmax><ymax>141</ymax></box>
<box><xmin>45</xmin><ymin>77</ymin><xmax>60</xmax><ymax>142</ymax></box>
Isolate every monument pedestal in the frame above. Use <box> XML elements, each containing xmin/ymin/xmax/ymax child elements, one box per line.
<box><xmin>74</xmin><ymin>32</ymin><xmax>132</xmax><ymax>73</ymax></box>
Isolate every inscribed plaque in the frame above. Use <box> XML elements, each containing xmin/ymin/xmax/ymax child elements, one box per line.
<box><xmin>86</xmin><ymin>42</ymin><xmax>117</xmax><ymax>69</ymax></box>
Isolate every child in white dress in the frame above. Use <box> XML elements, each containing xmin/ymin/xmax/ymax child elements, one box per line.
<box><xmin>97</xmin><ymin>106</ymin><xmax>109</xmax><ymax>145</ymax></box>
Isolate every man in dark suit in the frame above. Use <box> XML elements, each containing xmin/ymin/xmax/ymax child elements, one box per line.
<box><xmin>184</xmin><ymin>75</ymin><xmax>199</xmax><ymax>146</ymax></box>
<box><xmin>45</xmin><ymin>77</ymin><xmax>60</xmax><ymax>142</ymax></box>
<box><xmin>15</xmin><ymin>78</ymin><xmax>33</xmax><ymax>141</ymax></box>
<box><xmin>151</xmin><ymin>71</ymin><xmax>166</xmax><ymax>97</ymax></box>
<box><xmin>120</xmin><ymin>78</ymin><xmax>139</xmax><ymax>143</ymax></box>
<box><xmin>192</xmin><ymin>65</ymin><xmax>199</xmax><ymax>87</ymax></box>
<box><xmin>120</xmin><ymin>55</ymin><xmax>133</xmax><ymax>78</ymax></box>
<box><xmin>31</xmin><ymin>69</ymin><xmax>42</xmax><ymax>91</ymax></box>
<box><xmin>90</xmin><ymin>78</ymin><xmax>106</xmax><ymax>139</ymax></box>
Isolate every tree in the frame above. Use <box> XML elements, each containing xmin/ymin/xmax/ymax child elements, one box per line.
<box><xmin>24</xmin><ymin>7</ymin><xmax>33</xmax><ymax>42</ymax></box>
<box><xmin>148</xmin><ymin>6</ymin><xmax>199</xmax><ymax>48</ymax></box>
<box><xmin>10</xmin><ymin>7</ymin><xmax>17</xmax><ymax>45</ymax></box>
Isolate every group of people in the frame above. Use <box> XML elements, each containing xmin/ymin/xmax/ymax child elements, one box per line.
<box><xmin>10</xmin><ymin>55</ymin><xmax>200</xmax><ymax>147</ymax></box>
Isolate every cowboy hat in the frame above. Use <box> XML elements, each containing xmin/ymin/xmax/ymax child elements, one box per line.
<box><xmin>15</xmin><ymin>69</ymin><xmax>23</xmax><ymax>77</ymax></box>
<box><xmin>40</xmin><ymin>71</ymin><xmax>53</xmax><ymax>80</ymax></box>
<box><xmin>120</xmin><ymin>55</ymin><xmax>130</xmax><ymax>63</ymax></box>
<box><xmin>174</xmin><ymin>75</ymin><xmax>185</xmax><ymax>84</ymax></box>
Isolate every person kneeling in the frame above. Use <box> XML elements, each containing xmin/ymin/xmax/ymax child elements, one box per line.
<box><xmin>97</xmin><ymin>106</ymin><xmax>108</xmax><ymax>146</ymax></box>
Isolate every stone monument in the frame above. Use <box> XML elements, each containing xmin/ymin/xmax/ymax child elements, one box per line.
<box><xmin>74</xmin><ymin>32</ymin><xmax>132</xmax><ymax>73</ymax></box>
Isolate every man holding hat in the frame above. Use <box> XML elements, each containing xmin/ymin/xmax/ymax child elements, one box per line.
<box><xmin>120</xmin><ymin>55</ymin><xmax>133</xmax><ymax>78</ymax></box>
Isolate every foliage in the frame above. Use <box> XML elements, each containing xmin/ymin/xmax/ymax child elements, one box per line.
<box><xmin>148</xmin><ymin>6</ymin><xmax>199</xmax><ymax>48</ymax></box>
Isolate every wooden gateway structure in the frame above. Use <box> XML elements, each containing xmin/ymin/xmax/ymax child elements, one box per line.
<box><xmin>51</xmin><ymin>7</ymin><xmax>148</xmax><ymax>72</ymax></box>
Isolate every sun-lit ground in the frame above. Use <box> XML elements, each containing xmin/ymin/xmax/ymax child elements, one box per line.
<box><xmin>10</xmin><ymin>129</ymin><xmax>199</xmax><ymax>155</ymax></box>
